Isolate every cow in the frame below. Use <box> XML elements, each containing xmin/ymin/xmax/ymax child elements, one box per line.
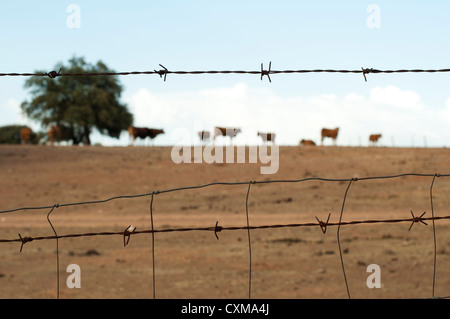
<box><xmin>257</xmin><ymin>132</ymin><xmax>276</xmax><ymax>144</ymax></box>
<box><xmin>48</xmin><ymin>125</ymin><xmax>61</xmax><ymax>146</ymax></box>
<box><xmin>321</xmin><ymin>127</ymin><xmax>339</xmax><ymax>145</ymax></box>
<box><xmin>369</xmin><ymin>134</ymin><xmax>382</xmax><ymax>146</ymax></box>
<box><xmin>20</xmin><ymin>127</ymin><xmax>33</xmax><ymax>144</ymax></box>
<box><xmin>198</xmin><ymin>131</ymin><xmax>211</xmax><ymax>142</ymax></box>
<box><xmin>300</xmin><ymin>139</ymin><xmax>316</xmax><ymax>146</ymax></box>
<box><xmin>213</xmin><ymin>127</ymin><xmax>242</xmax><ymax>142</ymax></box>
<box><xmin>128</xmin><ymin>126</ymin><xmax>164</xmax><ymax>145</ymax></box>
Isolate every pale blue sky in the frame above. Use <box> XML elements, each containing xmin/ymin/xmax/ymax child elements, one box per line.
<box><xmin>1</xmin><ymin>1</ymin><xmax>450</xmax><ymax>146</ymax></box>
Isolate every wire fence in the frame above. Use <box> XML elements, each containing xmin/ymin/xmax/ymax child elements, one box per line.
<box><xmin>1</xmin><ymin>172</ymin><xmax>450</xmax><ymax>299</ymax></box>
<box><xmin>2</xmin><ymin>63</ymin><xmax>450</xmax><ymax>82</ymax></box>
<box><xmin>2</xmin><ymin>63</ymin><xmax>450</xmax><ymax>299</ymax></box>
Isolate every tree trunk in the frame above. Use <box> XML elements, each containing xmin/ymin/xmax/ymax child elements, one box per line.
<box><xmin>84</xmin><ymin>125</ymin><xmax>91</xmax><ymax>145</ymax></box>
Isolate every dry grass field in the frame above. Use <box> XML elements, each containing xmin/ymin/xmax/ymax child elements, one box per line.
<box><xmin>1</xmin><ymin>144</ymin><xmax>450</xmax><ymax>299</ymax></box>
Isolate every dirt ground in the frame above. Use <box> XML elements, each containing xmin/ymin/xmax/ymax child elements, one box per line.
<box><xmin>1</xmin><ymin>144</ymin><xmax>450</xmax><ymax>299</ymax></box>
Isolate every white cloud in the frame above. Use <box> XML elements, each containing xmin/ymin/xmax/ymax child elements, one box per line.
<box><xmin>437</xmin><ymin>98</ymin><xmax>450</xmax><ymax>125</ymax></box>
<box><xmin>127</xmin><ymin>88</ymin><xmax>180</xmax><ymax>127</ymax></box>
<box><xmin>0</xmin><ymin>98</ymin><xmax>38</xmax><ymax>129</ymax></box>
<box><xmin>369</xmin><ymin>85</ymin><xmax>423</xmax><ymax>111</ymax></box>
<box><xmin>2</xmin><ymin>98</ymin><xmax>22</xmax><ymax>123</ymax></box>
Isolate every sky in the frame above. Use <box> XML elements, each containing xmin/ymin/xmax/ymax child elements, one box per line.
<box><xmin>1</xmin><ymin>1</ymin><xmax>450</xmax><ymax>147</ymax></box>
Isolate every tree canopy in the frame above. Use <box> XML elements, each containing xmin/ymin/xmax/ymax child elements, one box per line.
<box><xmin>21</xmin><ymin>56</ymin><xmax>133</xmax><ymax>145</ymax></box>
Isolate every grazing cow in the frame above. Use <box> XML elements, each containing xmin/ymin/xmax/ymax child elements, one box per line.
<box><xmin>213</xmin><ymin>127</ymin><xmax>242</xmax><ymax>142</ymax></box>
<box><xmin>300</xmin><ymin>139</ymin><xmax>316</xmax><ymax>146</ymax></box>
<box><xmin>369</xmin><ymin>134</ymin><xmax>382</xmax><ymax>146</ymax></box>
<box><xmin>257</xmin><ymin>132</ymin><xmax>276</xmax><ymax>144</ymax></box>
<box><xmin>198</xmin><ymin>131</ymin><xmax>211</xmax><ymax>142</ymax></box>
<box><xmin>321</xmin><ymin>127</ymin><xmax>339</xmax><ymax>145</ymax></box>
<box><xmin>48</xmin><ymin>125</ymin><xmax>61</xmax><ymax>146</ymax></box>
<box><xmin>128</xmin><ymin>126</ymin><xmax>164</xmax><ymax>145</ymax></box>
<box><xmin>20</xmin><ymin>127</ymin><xmax>33</xmax><ymax>144</ymax></box>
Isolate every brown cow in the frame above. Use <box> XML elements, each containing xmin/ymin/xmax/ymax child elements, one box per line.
<box><xmin>213</xmin><ymin>127</ymin><xmax>242</xmax><ymax>142</ymax></box>
<box><xmin>48</xmin><ymin>125</ymin><xmax>61</xmax><ymax>146</ymax></box>
<box><xmin>300</xmin><ymin>139</ymin><xmax>316</xmax><ymax>146</ymax></box>
<box><xmin>321</xmin><ymin>127</ymin><xmax>339</xmax><ymax>145</ymax></box>
<box><xmin>198</xmin><ymin>131</ymin><xmax>210</xmax><ymax>142</ymax></box>
<box><xmin>257</xmin><ymin>132</ymin><xmax>276</xmax><ymax>144</ymax></box>
<box><xmin>20</xmin><ymin>127</ymin><xmax>33</xmax><ymax>144</ymax></box>
<box><xmin>369</xmin><ymin>134</ymin><xmax>382</xmax><ymax>146</ymax></box>
<box><xmin>128</xmin><ymin>126</ymin><xmax>164</xmax><ymax>145</ymax></box>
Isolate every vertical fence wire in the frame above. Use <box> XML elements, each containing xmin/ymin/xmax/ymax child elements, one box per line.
<box><xmin>149</xmin><ymin>192</ymin><xmax>156</xmax><ymax>299</ymax></box>
<box><xmin>245</xmin><ymin>181</ymin><xmax>253</xmax><ymax>299</ymax></box>
<box><xmin>46</xmin><ymin>204</ymin><xmax>59</xmax><ymax>299</ymax></box>
<box><xmin>337</xmin><ymin>179</ymin><xmax>354</xmax><ymax>299</ymax></box>
<box><xmin>430</xmin><ymin>174</ymin><xmax>438</xmax><ymax>298</ymax></box>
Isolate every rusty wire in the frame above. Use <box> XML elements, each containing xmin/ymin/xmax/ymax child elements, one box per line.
<box><xmin>337</xmin><ymin>179</ymin><xmax>354</xmax><ymax>299</ymax></box>
<box><xmin>149</xmin><ymin>192</ymin><xmax>156</xmax><ymax>300</ymax></box>
<box><xmin>245</xmin><ymin>181</ymin><xmax>254</xmax><ymax>299</ymax></box>
<box><xmin>2</xmin><ymin>64</ymin><xmax>450</xmax><ymax>82</ymax></box>
<box><xmin>46</xmin><ymin>204</ymin><xmax>59</xmax><ymax>300</ymax></box>
<box><xmin>430</xmin><ymin>174</ymin><xmax>438</xmax><ymax>298</ymax></box>
<box><xmin>1</xmin><ymin>172</ymin><xmax>450</xmax><ymax>299</ymax></box>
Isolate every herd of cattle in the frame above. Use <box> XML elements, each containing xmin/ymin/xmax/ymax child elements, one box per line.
<box><xmin>127</xmin><ymin>125</ymin><xmax>383</xmax><ymax>146</ymax></box>
<box><xmin>18</xmin><ymin>124</ymin><xmax>383</xmax><ymax>147</ymax></box>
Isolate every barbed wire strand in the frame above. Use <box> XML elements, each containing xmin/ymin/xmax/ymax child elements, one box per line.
<box><xmin>3</xmin><ymin>214</ymin><xmax>450</xmax><ymax>244</ymax></box>
<box><xmin>2</xmin><ymin>65</ymin><xmax>450</xmax><ymax>82</ymax></box>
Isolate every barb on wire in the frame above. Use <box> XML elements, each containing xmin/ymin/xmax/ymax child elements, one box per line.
<box><xmin>260</xmin><ymin>62</ymin><xmax>272</xmax><ymax>82</ymax></box>
<box><xmin>18</xmin><ymin>233</ymin><xmax>33</xmax><ymax>253</ymax></box>
<box><xmin>408</xmin><ymin>210</ymin><xmax>428</xmax><ymax>231</ymax></box>
<box><xmin>154</xmin><ymin>64</ymin><xmax>168</xmax><ymax>81</ymax></box>
<box><xmin>123</xmin><ymin>225</ymin><xmax>136</xmax><ymax>247</ymax></box>
<box><xmin>316</xmin><ymin>213</ymin><xmax>331</xmax><ymax>234</ymax></box>
<box><xmin>214</xmin><ymin>221</ymin><xmax>223</xmax><ymax>240</ymax></box>
<box><xmin>46</xmin><ymin>68</ymin><xmax>62</xmax><ymax>79</ymax></box>
<box><xmin>361</xmin><ymin>67</ymin><xmax>373</xmax><ymax>82</ymax></box>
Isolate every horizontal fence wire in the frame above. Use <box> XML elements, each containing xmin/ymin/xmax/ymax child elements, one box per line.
<box><xmin>1</xmin><ymin>172</ymin><xmax>450</xmax><ymax>299</ymax></box>
<box><xmin>2</xmin><ymin>63</ymin><xmax>450</xmax><ymax>82</ymax></box>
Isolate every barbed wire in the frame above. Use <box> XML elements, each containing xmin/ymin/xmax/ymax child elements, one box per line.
<box><xmin>2</xmin><ymin>63</ymin><xmax>450</xmax><ymax>82</ymax></box>
<box><xmin>0</xmin><ymin>172</ymin><xmax>449</xmax><ymax>299</ymax></box>
<box><xmin>3</xmin><ymin>214</ymin><xmax>450</xmax><ymax>244</ymax></box>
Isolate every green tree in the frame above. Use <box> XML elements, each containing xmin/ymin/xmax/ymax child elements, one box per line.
<box><xmin>21</xmin><ymin>56</ymin><xmax>133</xmax><ymax>145</ymax></box>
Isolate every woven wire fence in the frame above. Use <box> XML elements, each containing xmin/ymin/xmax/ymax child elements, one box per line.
<box><xmin>1</xmin><ymin>173</ymin><xmax>450</xmax><ymax>299</ymax></box>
